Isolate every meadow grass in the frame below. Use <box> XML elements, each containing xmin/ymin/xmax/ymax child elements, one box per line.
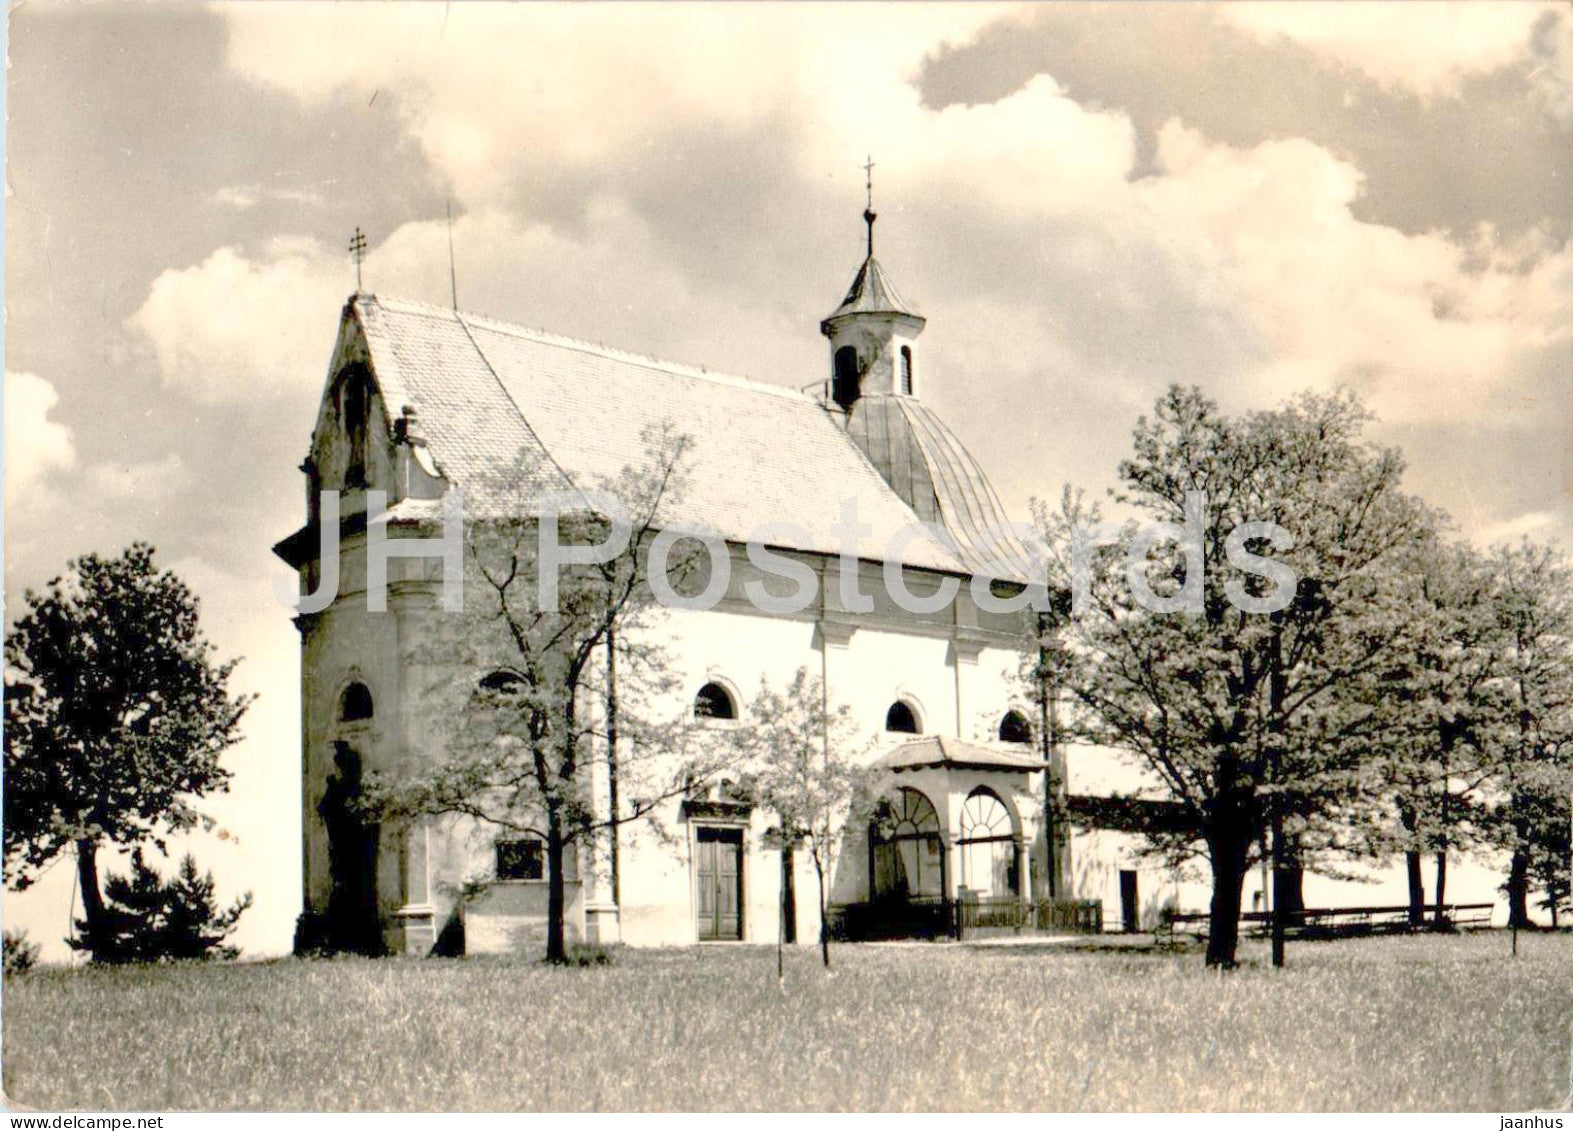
<box><xmin>3</xmin><ymin>931</ymin><xmax>1568</xmax><ymax>1112</ymax></box>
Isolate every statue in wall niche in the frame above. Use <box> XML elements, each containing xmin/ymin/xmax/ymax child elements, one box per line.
<box><xmin>320</xmin><ymin>742</ymin><xmax>385</xmax><ymax>955</ymax></box>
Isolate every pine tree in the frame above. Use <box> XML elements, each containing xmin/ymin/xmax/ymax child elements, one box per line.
<box><xmin>68</xmin><ymin>849</ymin><xmax>251</xmax><ymax>963</ymax></box>
<box><xmin>3</xmin><ymin>930</ymin><xmax>40</xmax><ymax>976</ymax></box>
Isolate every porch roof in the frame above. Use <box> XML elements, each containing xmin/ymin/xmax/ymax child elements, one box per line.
<box><xmin>876</xmin><ymin>735</ymin><xmax>1046</xmax><ymax>774</ymax></box>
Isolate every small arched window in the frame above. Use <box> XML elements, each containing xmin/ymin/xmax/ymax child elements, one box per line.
<box><xmin>833</xmin><ymin>346</ymin><xmax>860</xmax><ymax>410</ymax></box>
<box><xmin>479</xmin><ymin>670</ymin><xmax>527</xmax><ymax>696</ymax></box>
<box><xmin>885</xmin><ymin>700</ymin><xmax>920</xmax><ymax>734</ymax></box>
<box><xmin>899</xmin><ymin>346</ymin><xmax>913</xmax><ymax>395</ymax></box>
<box><xmin>694</xmin><ymin>681</ymin><xmax>737</xmax><ymax>721</ymax></box>
<box><xmin>999</xmin><ymin>709</ymin><xmax>1033</xmax><ymax>745</ymax></box>
<box><xmin>339</xmin><ymin>682</ymin><xmax>374</xmax><ymax>723</ymax></box>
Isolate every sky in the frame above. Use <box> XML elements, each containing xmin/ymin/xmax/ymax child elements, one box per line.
<box><xmin>4</xmin><ymin>1</ymin><xmax>1571</xmax><ymax>959</ymax></box>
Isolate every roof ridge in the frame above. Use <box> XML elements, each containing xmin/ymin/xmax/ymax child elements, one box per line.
<box><xmin>451</xmin><ymin>308</ymin><xmax>585</xmax><ymax>505</ymax></box>
<box><xmin>360</xmin><ymin>294</ymin><xmax>813</xmax><ymax>403</ymax></box>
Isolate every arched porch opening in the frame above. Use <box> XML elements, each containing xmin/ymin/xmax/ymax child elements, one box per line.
<box><xmin>870</xmin><ymin>786</ymin><xmax>945</xmax><ymax>903</ymax></box>
<box><xmin>957</xmin><ymin>787</ymin><xmax>1020</xmax><ymax>899</ymax></box>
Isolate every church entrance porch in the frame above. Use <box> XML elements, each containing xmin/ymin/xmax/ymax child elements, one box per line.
<box><xmin>855</xmin><ymin>785</ymin><xmax>951</xmax><ymax>940</ymax></box>
<box><xmin>832</xmin><ymin>736</ymin><xmax>1103</xmax><ymax>942</ymax></box>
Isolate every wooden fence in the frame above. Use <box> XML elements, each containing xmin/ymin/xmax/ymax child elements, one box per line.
<box><xmin>832</xmin><ymin>896</ymin><xmax>1104</xmax><ymax>941</ymax></box>
<box><xmin>1159</xmin><ymin>902</ymin><xmax>1495</xmax><ymax>942</ymax></box>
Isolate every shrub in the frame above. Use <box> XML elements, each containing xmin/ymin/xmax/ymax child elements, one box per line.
<box><xmin>561</xmin><ymin>943</ymin><xmax>614</xmax><ymax>967</ymax></box>
<box><xmin>3</xmin><ymin>929</ymin><xmax>39</xmax><ymax>975</ymax></box>
<box><xmin>293</xmin><ymin>911</ymin><xmax>335</xmax><ymax>957</ymax></box>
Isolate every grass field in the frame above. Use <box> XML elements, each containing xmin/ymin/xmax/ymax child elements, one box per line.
<box><xmin>3</xmin><ymin>931</ymin><xmax>1569</xmax><ymax>1112</ymax></box>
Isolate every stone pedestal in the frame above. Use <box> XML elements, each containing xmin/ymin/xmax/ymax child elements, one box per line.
<box><xmin>394</xmin><ymin>903</ymin><xmax>437</xmax><ymax>955</ymax></box>
<box><xmin>584</xmin><ymin>901</ymin><xmax>622</xmax><ymax>945</ymax></box>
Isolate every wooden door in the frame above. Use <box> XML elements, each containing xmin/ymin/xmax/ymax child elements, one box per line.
<box><xmin>695</xmin><ymin>827</ymin><xmax>743</xmax><ymax>941</ymax></box>
<box><xmin>1119</xmin><ymin>869</ymin><xmax>1140</xmax><ymax>933</ymax></box>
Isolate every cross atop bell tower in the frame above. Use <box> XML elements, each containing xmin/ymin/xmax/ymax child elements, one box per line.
<box><xmin>820</xmin><ymin>159</ymin><xmax>925</xmax><ymax>414</ymax></box>
<box><xmin>862</xmin><ymin>154</ymin><xmax>877</xmax><ymax>258</ymax></box>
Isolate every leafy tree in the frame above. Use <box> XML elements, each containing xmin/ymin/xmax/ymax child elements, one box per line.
<box><xmin>739</xmin><ymin>667</ymin><xmax>877</xmax><ymax>969</ymax></box>
<box><xmin>1485</xmin><ymin>539</ymin><xmax>1573</xmax><ymax>929</ymax></box>
<box><xmin>367</xmin><ymin>428</ymin><xmax>737</xmax><ymax>963</ymax></box>
<box><xmin>1037</xmin><ymin>387</ymin><xmax>1431</xmax><ymax>968</ymax></box>
<box><xmin>67</xmin><ymin>849</ymin><xmax>251</xmax><ymax>963</ymax></box>
<box><xmin>1350</xmin><ymin>537</ymin><xmax>1506</xmax><ymax>927</ymax></box>
<box><xmin>4</xmin><ymin>544</ymin><xmax>253</xmax><ymax>959</ymax></box>
<box><xmin>1513</xmin><ymin>787</ymin><xmax>1571</xmax><ymax>927</ymax></box>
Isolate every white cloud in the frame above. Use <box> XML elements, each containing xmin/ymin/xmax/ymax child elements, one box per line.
<box><xmin>1529</xmin><ymin>9</ymin><xmax>1573</xmax><ymax>123</ymax></box>
<box><xmin>1220</xmin><ymin>1</ymin><xmax>1554</xmax><ymax>100</ymax></box>
<box><xmin>4</xmin><ymin>371</ymin><xmax>77</xmax><ymax>509</ymax></box>
<box><xmin>213</xmin><ymin>184</ymin><xmax>327</xmax><ymax>211</ymax></box>
<box><xmin>211</xmin><ymin>2</ymin><xmax>1573</xmax><ymax>430</ymax></box>
<box><xmin>1479</xmin><ymin>510</ymin><xmax>1558</xmax><ymax>546</ymax></box>
<box><xmin>213</xmin><ymin>185</ymin><xmax>260</xmax><ymax>210</ymax></box>
<box><xmin>90</xmin><ymin>452</ymin><xmax>186</xmax><ymax>499</ymax></box>
<box><xmin>1125</xmin><ymin>120</ymin><xmax>1573</xmax><ymax>428</ymax></box>
<box><xmin>220</xmin><ymin>2</ymin><xmax>1016</xmax><ymax>210</ymax></box>
<box><xmin>183</xmin><ymin>8</ymin><xmax>1573</xmax><ymax>471</ymax></box>
<box><xmin>127</xmin><ymin>240</ymin><xmax>349</xmax><ymax>402</ymax></box>
<box><xmin>121</xmin><ymin>199</ymin><xmax>842</xmax><ymax>406</ymax></box>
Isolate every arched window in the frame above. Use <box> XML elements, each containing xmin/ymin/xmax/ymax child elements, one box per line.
<box><xmin>900</xmin><ymin>346</ymin><xmax>913</xmax><ymax>395</ymax></box>
<box><xmin>474</xmin><ymin>672</ymin><xmax>528</xmax><ymax>747</ymax></box>
<box><xmin>885</xmin><ymin>700</ymin><xmax>920</xmax><ymax>734</ymax></box>
<box><xmin>998</xmin><ymin>709</ymin><xmax>1033</xmax><ymax>745</ymax></box>
<box><xmin>959</xmin><ymin>788</ymin><xmax>1019</xmax><ymax>898</ymax></box>
<box><xmin>871</xmin><ymin>788</ymin><xmax>943</xmax><ymax>900</ymax></box>
<box><xmin>694</xmin><ymin>681</ymin><xmax>737</xmax><ymax>721</ymax></box>
<box><xmin>339</xmin><ymin>682</ymin><xmax>374</xmax><ymax>723</ymax></box>
<box><xmin>479</xmin><ymin>670</ymin><xmax>527</xmax><ymax>696</ymax></box>
<box><xmin>832</xmin><ymin>346</ymin><xmax>860</xmax><ymax>410</ymax></box>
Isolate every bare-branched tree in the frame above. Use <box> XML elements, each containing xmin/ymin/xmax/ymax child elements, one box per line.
<box><xmin>367</xmin><ymin>424</ymin><xmax>743</xmax><ymax>962</ymax></box>
<box><xmin>739</xmin><ymin>667</ymin><xmax>878</xmax><ymax>971</ymax></box>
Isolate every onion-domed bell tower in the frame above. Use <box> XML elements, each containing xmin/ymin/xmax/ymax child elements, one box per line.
<box><xmin>820</xmin><ymin>157</ymin><xmax>926</xmax><ymax>414</ymax></box>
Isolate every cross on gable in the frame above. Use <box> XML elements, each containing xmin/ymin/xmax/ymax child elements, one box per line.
<box><xmin>348</xmin><ymin>227</ymin><xmax>368</xmax><ymax>292</ymax></box>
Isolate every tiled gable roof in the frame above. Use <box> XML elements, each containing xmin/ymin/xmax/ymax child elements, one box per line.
<box><xmin>354</xmin><ymin>295</ymin><xmax>977</xmax><ymax>574</ymax></box>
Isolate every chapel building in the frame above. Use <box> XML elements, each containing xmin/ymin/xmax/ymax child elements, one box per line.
<box><xmin>275</xmin><ymin>209</ymin><xmax>1276</xmax><ymax>953</ymax></box>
